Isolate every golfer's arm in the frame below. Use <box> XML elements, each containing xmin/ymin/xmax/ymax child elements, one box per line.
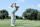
<box><xmin>13</xmin><ymin>3</ymin><xmax>16</xmax><ymax>7</ymax></box>
<box><xmin>11</xmin><ymin>4</ymin><xmax>13</xmax><ymax>8</ymax></box>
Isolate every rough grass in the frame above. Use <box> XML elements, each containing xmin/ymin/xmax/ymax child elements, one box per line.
<box><xmin>0</xmin><ymin>19</ymin><xmax>40</xmax><ymax>27</ymax></box>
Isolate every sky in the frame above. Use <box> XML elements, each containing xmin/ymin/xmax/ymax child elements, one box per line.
<box><xmin>0</xmin><ymin>0</ymin><xmax>40</xmax><ymax>16</ymax></box>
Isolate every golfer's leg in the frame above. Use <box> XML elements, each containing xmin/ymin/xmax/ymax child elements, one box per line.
<box><xmin>11</xmin><ymin>14</ymin><xmax>14</xmax><ymax>25</ymax></box>
<box><xmin>13</xmin><ymin>14</ymin><xmax>16</xmax><ymax>23</ymax></box>
<box><xmin>11</xmin><ymin>14</ymin><xmax>16</xmax><ymax>26</ymax></box>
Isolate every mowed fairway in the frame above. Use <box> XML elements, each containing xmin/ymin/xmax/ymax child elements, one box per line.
<box><xmin>0</xmin><ymin>19</ymin><xmax>40</xmax><ymax>27</ymax></box>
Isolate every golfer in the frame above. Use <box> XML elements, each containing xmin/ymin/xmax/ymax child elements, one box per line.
<box><xmin>10</xmin><ymin>3</ymin><xmax>19</xmax><ymax>26</ymax></box>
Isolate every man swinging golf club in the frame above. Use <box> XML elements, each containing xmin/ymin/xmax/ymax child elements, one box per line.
<box><xmin>10</xmin><ymin>2</ymin><xmax>19</xmax><ymax>26</ymax></box>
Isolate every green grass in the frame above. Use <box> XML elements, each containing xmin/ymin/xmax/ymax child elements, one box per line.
<box><xmin>0</xmin><ymin>19</ymin><xmax>40</xmax><ymax>27</ymax></box>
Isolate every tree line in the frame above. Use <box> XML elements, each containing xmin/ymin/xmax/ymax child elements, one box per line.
<box><xmin>0</xmin><ymin>8</ymin><xmax>40</xmax><ymax>20</ymax></box>
<box><xmin>22</xmin><ymin>8</ymin><xmax>40</xmax><ymax>20</ymax></box>
<box><xmin>0</xmin><ymin>9</ymin><xmax>11</xmax><ymax>19</ymax></box>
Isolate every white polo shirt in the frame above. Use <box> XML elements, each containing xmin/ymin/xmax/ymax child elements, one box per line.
<box><xmin>11</xmin><ymin>6</ymin><xmax>18</xmax><ymax>14</ymax></box>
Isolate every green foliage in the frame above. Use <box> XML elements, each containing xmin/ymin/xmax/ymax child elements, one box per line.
<box><xmin>37</xmin><ymin>12</ymin><xmax>40</xmax><ymax>20</ymax></box>
<box><xmin>38</xmin><ymin>12</ymin><xmax>40</xmax><ymax>14</ymax></box>
<box><xmin>0</xmin><ymin>14</ymin><xmax>2</xmax><ymax>18</ymax></box>
<box><xmin>0</xmin><ymin>9</ymin><xmax>9</xmax><ymax>19</ymax></box>
<box><xmin>16</xmin><ymin>16</ymin><xmax>23</xmax><ymax>19</ymax></box>
<box><xmin>22</xmin><ymin>8</ymin><xmax>39</xmax><ymax>20</ymax></box>
<box><xmin>6</xmin><ymin>16</ymin><xmax>11</xmax><ymax>19</ymax></box>
<box><xmin>16</xmin><ymin>16</ymin><xmax>19</xmax><ymax>19</ymax></box>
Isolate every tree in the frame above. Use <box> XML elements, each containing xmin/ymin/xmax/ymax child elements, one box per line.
<box><xmin>22</xmin><ymin>8</ymin><xmax>38</xmax><ymax>20</ymax></box>
<box><xmin>16</xmin><ymin>16</ymin><xmax>19</xmax><ymax>19</ymax></box>
<box><xmin>0</xmin><ymin>11</ymin><xmax>3</xmax><ymax>19</ymax></box>
<box><xmin>16</xmin><ymin>16</ymin><xmax>23</xmax><ymax>19</ymax></box>
<box><xmin>0</xmin><ymin>9</ymin><xmax>9</xmax><ymax>19</ymax></box>
<box><xmin>37</xmin><ymin>12</ymin><xmax>40</xmax><ymax>20</ymax></box>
